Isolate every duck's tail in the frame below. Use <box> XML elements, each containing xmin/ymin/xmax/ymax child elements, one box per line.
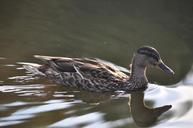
<box><xmin>18</xmin><ymin>62</ymin><xmax>46</xmax><ymax>76</ymax></box>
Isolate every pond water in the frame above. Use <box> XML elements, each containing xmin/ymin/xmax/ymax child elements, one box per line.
<box><xmin>0</xmin><ymin>1</ymin><xmax>193</xmax><ymax>128</ymax></box>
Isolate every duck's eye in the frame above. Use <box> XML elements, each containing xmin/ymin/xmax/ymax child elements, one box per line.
<box><xmin>139</xmin><ymin>50</ymin><xmax>159</xmax><ymax>61</ymax></box>
<box><xmin>149</xmin><ymin>54</ymin><xmax>159</xmax><ymax>62</ymax></box>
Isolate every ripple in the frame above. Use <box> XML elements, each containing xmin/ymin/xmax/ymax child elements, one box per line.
<box><xmin>0</xmin><ymin>57</ymin><xmax>6</xmax><ymax>60</ymax></box>
<box><xmin>3</xmin><ymin>101</ymin><xmax>30</xmax><ymax>107</ymax></box>
<box><xmin>4</xmin><ymin>64</ymin><xmax>17</xmax><ymax>67</ymax></box>
<box><xmin>0</xmin><ymin>84</ymin><xmax>45</xmax><ymax>97</ymax></box>
<box><xmin>145</xmin><ymin>84</ymin><xmax>193</xmax><ymax>127</ymax></box>
<box><xmin>0</xmin><ymin>99</ymin><xmax>83</xmax><ymax>127</ymax></box>
<box><xmin>0</xmin><ymin>120</ymin><xmax>24</xmax><ymax>127</ymax></box>
<box><xmin>12</xmin><ymin>100</ymin><xmax>79</xmax><ymax>115</ymax></box>
<box><xmin>49</xmin><ymin>112</ymin><xmax>105</xmax><ymax>128</ymax></box>
<box><xmin>8</xmin><ymin>75</ymin><xmax>39</xmax><ymax>83</ymax></box>
<box><xmin>181</xmin><ymin>65</ymin><xmax>193</xmax><ymax>85</ymax></box>
<box><xmin>0</xmin><ymin>114</ymin><xmax>34</xmax><ymax>121</ymax></box>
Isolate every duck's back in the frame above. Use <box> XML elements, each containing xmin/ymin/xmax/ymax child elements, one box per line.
<box><xmin>24</xmin><ymin>55</ymin><xmax>131</xmax><ymax>92</ymax></box>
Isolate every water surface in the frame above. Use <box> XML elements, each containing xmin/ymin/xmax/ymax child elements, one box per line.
<box><xmin>0</xmin><ymin>59</ymin><xmax>193</xmax><ymax>128</ymax></box>
<box><xmin>0</xmin><ymin>1</ymin><xmax>193</xmax><ymax>128</ymax></box>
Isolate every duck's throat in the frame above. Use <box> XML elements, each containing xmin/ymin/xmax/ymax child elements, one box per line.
<box><xmin>129</xmin><ymin>63</ymin><xmax>148</xmax><ymax>88</ymax></box>
<box><xmin>131</xmin><ymin>66</ymin><xmax>147</xmax><ymax>79</ymax></box>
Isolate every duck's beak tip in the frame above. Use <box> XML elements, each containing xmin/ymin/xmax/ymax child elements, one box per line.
<box><xmin>158</xmin><ymin>61</ymin><xmax>175</xmax><ymax>75</ymax></box>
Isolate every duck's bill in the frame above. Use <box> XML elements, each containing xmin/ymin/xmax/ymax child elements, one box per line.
<box><xmin>158</xmin><ymin>61</ymin><xmax>174</xmax><ymax>75</ymax></box>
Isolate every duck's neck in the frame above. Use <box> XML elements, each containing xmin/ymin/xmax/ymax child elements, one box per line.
<box><xmin>131</xmin><ymin>62</ymin><xmax>147</xmax><ymax>81</ymax></box>
<box><xmin>128</xmin><ymin>57</ymin><xmax>148</xmax><ymax>89</ymax></box>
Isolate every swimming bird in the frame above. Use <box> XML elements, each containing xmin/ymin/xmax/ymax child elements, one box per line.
<box><xmin>22</xmin><ymin>46</ymin><xmax>174</xmax><ymax>92</ymax></box>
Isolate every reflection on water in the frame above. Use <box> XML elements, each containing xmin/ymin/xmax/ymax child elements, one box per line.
<box><xmin>0</xmin><ymin>62</ymin><xmax>193</xmax><ymax>127</ymax></box>
<box><xmin>130</xmin><ymin>91</ymin><xmax>172</xmax><ymax>127</ymax></box>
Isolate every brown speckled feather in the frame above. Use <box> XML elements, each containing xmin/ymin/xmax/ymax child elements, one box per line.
<box><xmin>35</xmin><ymin>55</ymin><xmax>130</xmax><ymax>81</ymax></box>
<box><xmin>30</xmin><ymin>55</ymin><xmax>135</xmax><ymax>92</ymax></box>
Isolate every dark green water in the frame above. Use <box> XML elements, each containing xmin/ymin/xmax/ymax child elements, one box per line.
<box><xmin>0</xmin><ymin>1</ymin><xmax>193</xmax><ymax>128</ymax></box>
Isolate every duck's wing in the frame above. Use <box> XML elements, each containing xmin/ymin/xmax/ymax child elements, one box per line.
<box><xmin>95</xmin><ymin>58</ymin><xmax>131</xmax><ymax>75</ymax></box>
<box><xmin>34</xmin><ymin>55</ymin><xmax>130</xmax><ymax>80</ymax></box>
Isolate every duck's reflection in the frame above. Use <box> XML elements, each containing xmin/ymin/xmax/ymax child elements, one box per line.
<box><xmin>129</xmin><ymin>91</ymin><xmax>172</xmax><ymax>127</ymax></box>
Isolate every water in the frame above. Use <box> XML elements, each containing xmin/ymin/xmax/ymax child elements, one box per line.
<box><xmin>0</xmin><ymin>1</ymin><xmax>193</xmax><ymax>128</ymax></box>
<box><xmin>0</xmin><ymin>60</ymin><xmax>193</xmax><ymax>128</ymax></box>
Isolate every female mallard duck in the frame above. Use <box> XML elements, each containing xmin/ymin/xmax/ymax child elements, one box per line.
<box><xmin>23</xmin><ymin>46</ymin><xmax>174</xmax><ymax>92</ymax></box>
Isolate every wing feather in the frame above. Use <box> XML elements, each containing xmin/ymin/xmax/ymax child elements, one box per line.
<box><xmin>34</xmin><ymin>55</ymin><xmax>130</xmax><ymax>80</ymax></box>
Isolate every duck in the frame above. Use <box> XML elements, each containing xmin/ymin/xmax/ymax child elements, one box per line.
<box><xmin>22</xmin><ymin>46</ymin><xmax>174</xmax><ymax>92</ymax></box>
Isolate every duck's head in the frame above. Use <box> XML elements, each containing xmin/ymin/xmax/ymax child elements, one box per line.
<box><xmin>134</xmin><ymin>46</ymin><xmax>174</xmax><ymax>75</ymax></box>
